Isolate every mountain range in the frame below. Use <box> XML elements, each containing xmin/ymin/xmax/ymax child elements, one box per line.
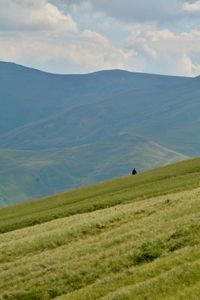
<box><xmin>1</xmin><ymin>61</ymin><xmax>199</xmax><ymax>206</ymax></box>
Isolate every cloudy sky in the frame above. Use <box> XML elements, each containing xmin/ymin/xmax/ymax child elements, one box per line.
<box><xmin>1</xmin><ymin>0</ymin><xmax>200</xmax><ymax>76</ymax></box>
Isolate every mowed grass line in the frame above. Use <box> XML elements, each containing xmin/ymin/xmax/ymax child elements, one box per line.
<box><xmin>0</xmin><ymin>185</ymin><xmax>200</xmax><ymax>299</ymax></box>
<box><xmin>98</xmin><ymin>259</ymin><xmax>200</xmax><ymax>300</ymax></box>
<box><xmin>166</xmin><ymin>282</ymin><xmax>200</xmax><ymax>300</ymax></box>
<box><xmin>56</xmin><ymin>246</ymin><xmax>200</xmax><ymax>300</ymax></box>
<box><xmin>0</xmin><ymin>186</ymin><xmax>200</xmax><ymax>263</ymax></box>
<box><xmin>1</xmin><ymin>157</ymin><xmax>200</xmax><ymax>234</ymax></box>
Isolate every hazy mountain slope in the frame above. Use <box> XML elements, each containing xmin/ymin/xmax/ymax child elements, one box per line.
<box><xmin>0</xmin><ymin>62</ymin><xmax>189</xmax><ymax>135</ymax></box>
<box><xmin>0</xmin><ymin>134</ymin><xmax>188</xmax><ymax>206</ymax></box>
<box><xmin>0</xmin><ymin>67</ymin><xmax>198</xmax><ymax>154</ymax></box>
<box><xmin>0</xmin><ymin>62</ymin><xmax>195</xmax><ymax>205</ymax></box>
<box><xmin>129</xmin><ymin>77</ymin><xmax>200</xmax><ymax>155</ymax></box>
<box><xmin>0</xmin><ymin>159</ymin><xmax>200</xmax><ymax>299</ymax></box>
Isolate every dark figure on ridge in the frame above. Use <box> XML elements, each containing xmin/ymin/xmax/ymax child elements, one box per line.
<box><xmin>132</xmin><ymin>168</ymin><xmax>137</xmax><ymax>175</ymax></box>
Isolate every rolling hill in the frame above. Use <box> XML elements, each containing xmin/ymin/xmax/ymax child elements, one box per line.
<box><xmin>0</xmin><ymin>158</ymin><xmax>200</xmax><ymax>299</ymax></box>
<box><xmin>0</xmin><ymin>61</ymin><xmax>198</xmax><ymax>205</ymax></box>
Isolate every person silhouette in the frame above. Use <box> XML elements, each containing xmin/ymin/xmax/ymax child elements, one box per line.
<box><xmin>132</xmin><ymin>168</ymin><xmax>137</xmax><ymax>175</ymax></box>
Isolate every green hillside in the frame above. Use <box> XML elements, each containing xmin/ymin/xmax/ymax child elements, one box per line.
<box><xmin>0</xmin><ymin>158</ymin><xmax>200</xmax><ymax>299</ymax></box>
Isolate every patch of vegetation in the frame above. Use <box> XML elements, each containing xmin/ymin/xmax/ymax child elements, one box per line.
<box><xmin>133</xmin><ymin>239</ymin><xmax>165</xmax><ymax>264</ymax></box>
<box><xmin>167</xmin><ymin>224</ymin><xmax>200</xmax><ymax>252</ymax></box>
<box><xmin>3</xmin><ymin>291</ymin><xmax>50</xmax><ymax>300</ymax></box>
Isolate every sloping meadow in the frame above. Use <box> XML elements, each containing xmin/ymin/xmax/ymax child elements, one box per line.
<box><xmin>0</xmin><ymin>158</ymin><xmax>200</xmax><ymax>299</ymax></box>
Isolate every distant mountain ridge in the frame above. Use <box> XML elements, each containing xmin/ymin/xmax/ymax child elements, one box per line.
<box><xmin>0</xmin><ymin>62</ymin><xmax>191</xmax><ymax>135</ymax></box>
<box><xmin>0</xmin><ymin>62</ymin><xmax>196</xmax><ymax>205</ymax></box>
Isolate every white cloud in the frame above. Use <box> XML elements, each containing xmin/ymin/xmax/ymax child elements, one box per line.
<box><xmin>0</xmin><ymin>0</ymin><xmax>77</xmax><ymax>32</ymax></box>
<box><xmin>64</xmin><ymin>0</ymin><xmax>200</xmax><ymax>24</ymax></box>
<box><xmin>0</xmin><ymin>0</ymin><xmax>139</xmax><ymax>73</ymax></box>
<box><xmin>126</xmin><ymin>25</ymin><xmax>200</xmax><ymax>76</ymax></box>
<box><xmin>183</xmin><ymin>1</ymin><xmax>200</xmax><ymax>12</ymax></box>
<box><xmin>180</xmin><ymin>54</ymin><xmax>200</xmax><ymax>75</ymax></box>
<box><xmin>1</xmin><ymin>0</ymin><xmax>200</xmax><ymax>76</ymax></box>
<box><xmin>0</xmin><ymin>30</ymin><xmax>136</xmax><ymax>73</ymax></box>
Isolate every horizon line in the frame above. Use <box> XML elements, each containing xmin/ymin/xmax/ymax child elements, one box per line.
<box><xmin>0</xmin><ymin>60</ymin><xmax>196</xmax><ymax>79</ymax></box>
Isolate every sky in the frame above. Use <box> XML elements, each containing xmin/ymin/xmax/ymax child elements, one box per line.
<box><xmin>1</xmin><ymin>0</ymin><xmax>200</xmax><ymax>76</ymax></box>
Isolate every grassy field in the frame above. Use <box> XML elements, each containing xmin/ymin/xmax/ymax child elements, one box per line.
<box><xmin>0</xmin><ymin>157</ymin><xmax>200</xmax><ymax>299</ymax></box>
